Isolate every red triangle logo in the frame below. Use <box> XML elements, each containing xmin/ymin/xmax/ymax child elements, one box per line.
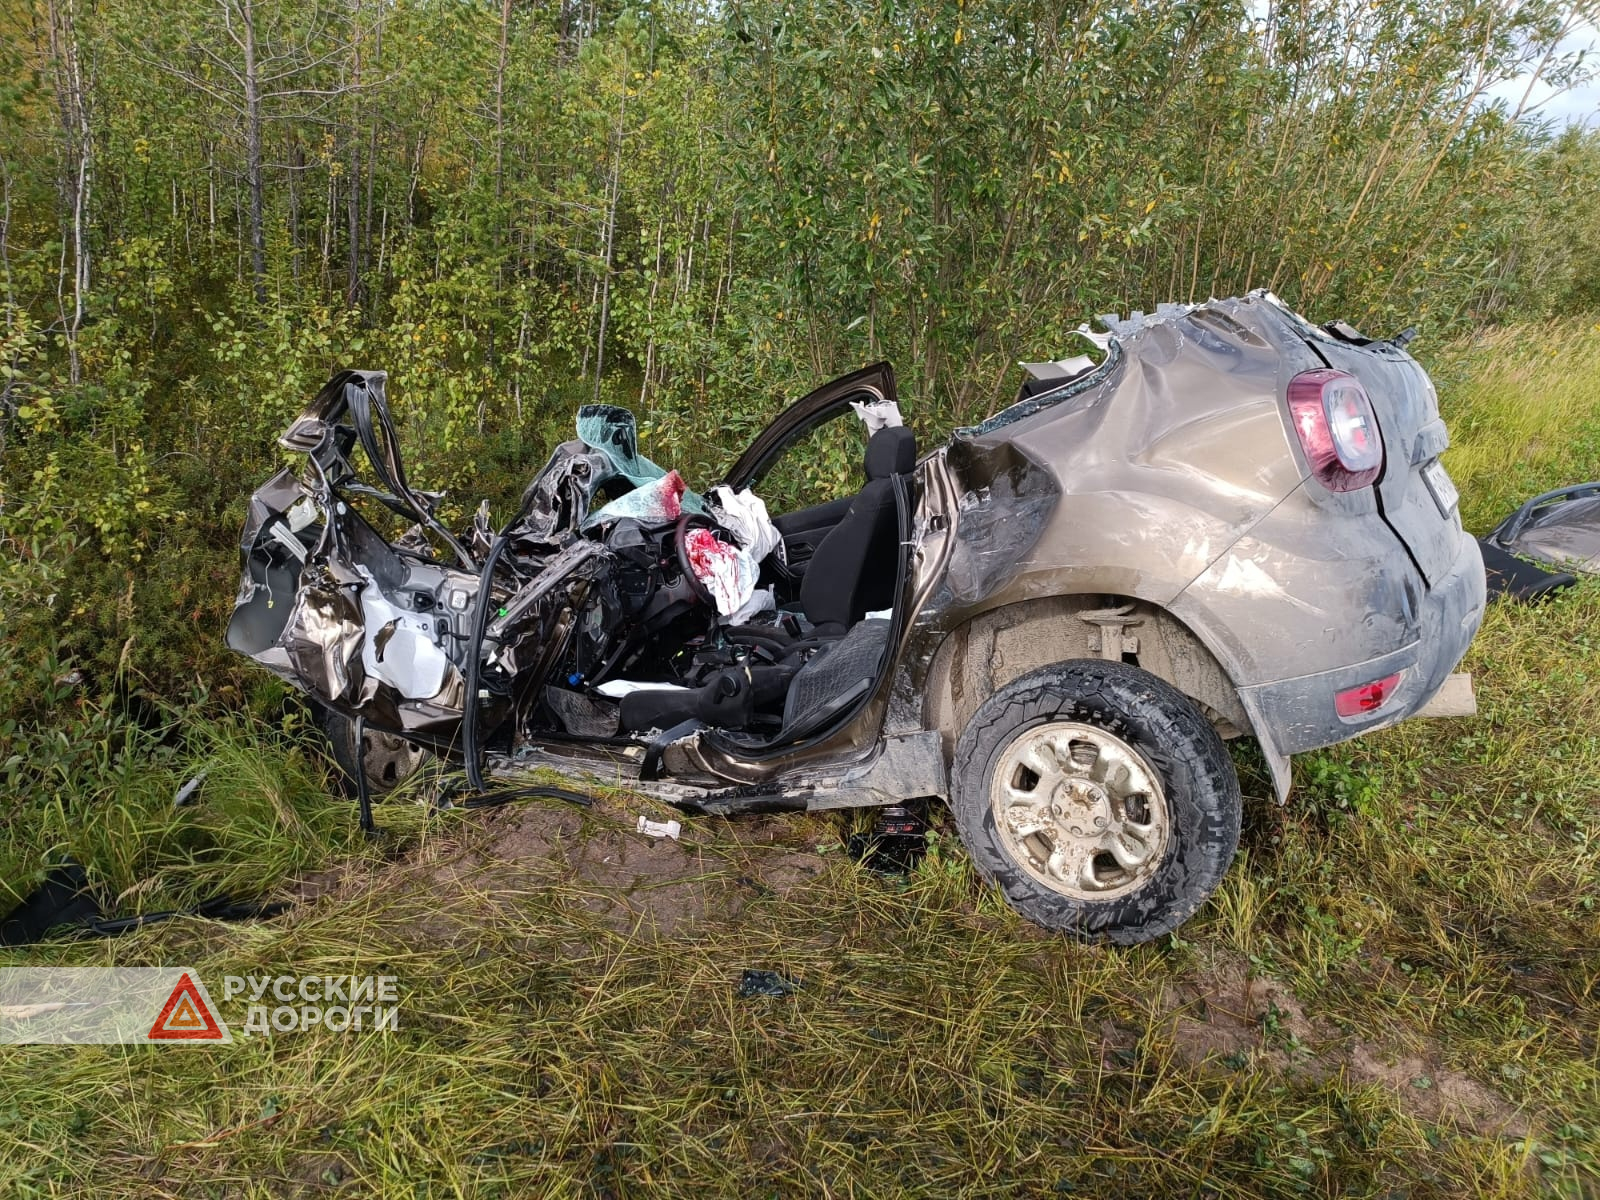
<box><xmin>148</xmin><ymin>972</ymin><xmax>226</xmax><ymax>1041</ymax></box>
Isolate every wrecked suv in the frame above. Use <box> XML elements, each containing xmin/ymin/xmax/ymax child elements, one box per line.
<box><xmin>227</xmin><ymin>291</ymin><xmax>1485</xmax><ymax>944</ymax></box>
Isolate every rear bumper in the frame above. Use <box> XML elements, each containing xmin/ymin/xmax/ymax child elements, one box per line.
<box><xmin>1237</xmin><ymin>529</ymin><xmax>1485</xmax><ymax>756</ymax></box>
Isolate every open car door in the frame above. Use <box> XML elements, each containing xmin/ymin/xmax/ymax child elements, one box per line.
<box><xmin>723</xmin><ymin>363</ymin><xmax>899</xmax><ymax>574</ymax></box>
<box><xmin>723</xmin><ymin>362</ymin><xmax>898</xmax><ymax>491</ymax></box>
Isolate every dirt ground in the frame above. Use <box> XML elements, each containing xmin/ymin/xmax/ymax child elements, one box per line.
<box><xmin>1165</xmin><ymin>951</ymin><xmax>1527</xmax><ymax>1137</ymax></box>
<box><xmin>287</xmin><ymin>792</ymin><xmax>1531</xmax><ymax>1143</ymax></box>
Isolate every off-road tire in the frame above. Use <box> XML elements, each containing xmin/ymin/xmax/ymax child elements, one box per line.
<box><xmin>317</xmin><ymin>706</ymin><xmax>429</xmax><ymax>799</ymax></box>
<box><xmin>951</xmin><ymin>659</ymin><xmax>1241</xmax><ymax>944</ymax></box>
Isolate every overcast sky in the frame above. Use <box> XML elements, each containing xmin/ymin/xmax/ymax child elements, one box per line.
<box><xmin>1484</xmin><ymin>16</ymin><xmax>1599</xmax><ymax>128</ymax></box>
<box><xmin>1242</xmin><ymin>4</ymin><xmax>1599</xmax><ymax>129</ymax></box>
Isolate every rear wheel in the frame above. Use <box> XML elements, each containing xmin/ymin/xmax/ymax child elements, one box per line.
<box><xmin>318</xmin><ymin>707</ymin><xmax>429</xmax><ymax>799</ymax></box>
<box><xmin>950</xmin><ymin>660</ymin><xmax>1240</xmax><ymax>944</ymax></box>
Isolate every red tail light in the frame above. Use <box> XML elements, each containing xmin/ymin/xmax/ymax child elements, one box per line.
<box><xmin>1288</xmin><ymin>369</ymin><xmax>1383</xmax><ymax>492</ymax></box>
<box><xmin>1334</xmin><ymin>672</ymin><xmax>1401</xmax><ymax>718</ymax></box>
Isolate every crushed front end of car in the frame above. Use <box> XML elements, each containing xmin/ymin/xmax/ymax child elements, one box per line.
<box><xmin>226</xmin><ymin>371</ymin><xmax>719</xmax><ymax>772</ymax></box>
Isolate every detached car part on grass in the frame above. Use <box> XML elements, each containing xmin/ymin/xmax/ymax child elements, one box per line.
<box><xmin>227</xmin><ymin>291</ymin><xmax>1485</xmax><ymax>944</ymax></box>
<box><xmin>1475</xmin><ymin>484</ymin><xmax>1600</xmax><ymax>601</ymax></box>
<box><xmin>1459</xmin><ymin>482</ymin><xmax>1600</xmax><ymax>603</ymax></box>
<box><xmin>1488</xmin><ymin>483</ymin><xmax>1600</xmax><ymax>572</ymax></box>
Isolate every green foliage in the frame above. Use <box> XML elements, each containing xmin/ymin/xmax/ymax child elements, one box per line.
<box><xmin>712</xmin><ymin>0</ymin><xmax>1600</xmax><ymax>423</ymax></box>
<box><xmin>1425</xmin><ymin>316</ymin><xmax>1600</xmax><ymax>533</ymax></box>
<box><xmin>0</xmin><ymin>637</ymin><xmax>357</xmax><ymax>918</ymax></box>
<box><xmin>0</xmin><ymin>0</ymin><xmax>1597</xmax><ymax>1171</ymax></box>
<box><xmin>0</xmin><ymin>0</ymin><xmax>1590</xmax><ymax>863</ymax></box>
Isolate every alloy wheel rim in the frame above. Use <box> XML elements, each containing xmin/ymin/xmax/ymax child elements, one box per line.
<box><xmin>988</xmin><ymin>720</ymin><xmax>1170</xmax><ymax>900</ymax></box>
<box><xmin>362</xmin><ymin>729</ymin><xmax>426</xmax><ymax>791</ymax></box>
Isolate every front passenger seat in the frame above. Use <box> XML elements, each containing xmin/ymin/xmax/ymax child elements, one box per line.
<box><xmin>798</xmin><ymin>425</ymin><xmax>916</xmax><ymax>635</ymax></box>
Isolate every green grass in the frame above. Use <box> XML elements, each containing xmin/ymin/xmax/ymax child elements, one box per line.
<box><xmin>0</xmin><ymin>696</ymin><xmax>370</xmax><ymax>920</ymax></box>
<box><xmin>2</xmin><ymin>326</ymin><xmax>1600</xmax><ymax>1197</ymax></box>
<box><xmin>1423</xmin><ymin>317</ymin><xmax>1600</xmax><ymax>534</ymax></box>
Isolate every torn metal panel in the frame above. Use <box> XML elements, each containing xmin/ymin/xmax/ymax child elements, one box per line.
<box><xmin>802</xmin><ymin>731</ymin><xmax>947</xmax><ymax>810</ymax></box>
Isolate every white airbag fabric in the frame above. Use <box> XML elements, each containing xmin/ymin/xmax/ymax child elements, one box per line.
<box><xmin>850</xmin><ymin>398</ymin><xmax>903</xmax><ymax>432</ymax></box>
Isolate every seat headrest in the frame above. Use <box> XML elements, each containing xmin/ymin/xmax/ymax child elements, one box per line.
<box><xmin>864</xmin><ymin>426</ymin><xmax>916</xmax><ymax>480</ymax></box>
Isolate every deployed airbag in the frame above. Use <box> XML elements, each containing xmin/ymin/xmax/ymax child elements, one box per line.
<box><xmin>685</xmin><ymin>527</ymin><xmax>758</xmax><ymax>617</ymax></box>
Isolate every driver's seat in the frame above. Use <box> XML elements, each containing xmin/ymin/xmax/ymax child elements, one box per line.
<box><xmin>797</xmin><ymin>425</ymin><xmax>916</xmax><ymax>635</ymax></box>
<box><xmin>616</xmin><ymin>425</ymin><xmax>915</xmax><ymax>740</ymax></box>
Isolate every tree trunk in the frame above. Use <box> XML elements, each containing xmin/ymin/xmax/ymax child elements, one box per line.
<box><xmin>346</xmin><ymin>0</ymin><xmax>363</xmax><ymax>306</ymax></box>
<box><xmin>240</xmin><ymin>0</ymin><xmax>266</xmax><ymax>303</ymax></box>
<box><xmin>364</xmin><ymin>8</ymin><xmax>382</xmax><ymax>283</ymax></box>
<box><xmin>43</xmin><ymin>0</ymin><xmax>93</xmax><ymax>382</ymax></box>
<box><xmin>288</xmin><ymin>133</ymin><xmax>302</xmax><ymax>281</ymax></box>
<box><xmin>1</xmin><ymin>159</ymin><xmax>15</xmax><ymax>314</ymax></box>
<box><xmin>593</xmin><ymin>123</ymin><xmax>622</xmax><ymax>401</ymax></box>
<box><xmin>639</xmin><ymin>216</ymin><xmax>663</xmax><ymax>412</ymax></box>
<box><xmin>494</xmin><ymin>0</ymin><xmax>511</xmax><ymax>208</ymax></box>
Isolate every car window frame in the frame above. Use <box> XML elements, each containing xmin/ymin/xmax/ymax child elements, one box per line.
<box><xmin>720</xmin><ymin>362</ymin><xmax>898</xmax><ymax>494</ymax></box>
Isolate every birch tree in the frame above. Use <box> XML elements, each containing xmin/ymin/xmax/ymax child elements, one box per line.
<box><xmin>125</xmin><ymin>0</ymin><xmax>376</xmax><ymax>302</ymax></box>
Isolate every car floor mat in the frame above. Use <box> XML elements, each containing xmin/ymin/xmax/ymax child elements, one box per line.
<box><xmin>779</xmin><ymin>618</ymin><xmax>891</xmax><ymax>741</ymax></box>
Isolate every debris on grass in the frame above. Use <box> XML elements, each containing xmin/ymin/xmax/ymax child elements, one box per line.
<box><xmin>845</xmin><ymin>801</ymin><xmax>928</xmax><ymax>874</ymax></box>
<box><xmin>173</xmin><ymin>771</ymin><xmax>208</xmax><ymax>807</ymax></box>
<box><xmin>736</xmin><ymin>969</ymin><xmax>801</xmax><ymax>998</ymax></box>
<box><xmin>636</xmin><ymin>815</ymin><xmax>682</xmax><ymax>841</ymax></box>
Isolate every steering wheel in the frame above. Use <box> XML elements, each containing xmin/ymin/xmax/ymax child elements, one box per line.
<box><xmin>673</xmin><ymin>511</ymin><xmax>718</xmax><ymax>608</ymax></box>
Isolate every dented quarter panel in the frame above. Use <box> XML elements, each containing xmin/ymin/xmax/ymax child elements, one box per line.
<box><xmin>1171</xmin><ymin>482</ymin><xmax>1421</xmax><ymax>683</ymax></box>
<box><xmin>890</xmin><ymin>293</ymin><xmax>1482</xmax><ymax>801</ymax></box>
<box><xmin>938</xmin><ymin>296</ymin><xmax>1312</xmax><ymax>623</ymax></box>
<box><xmin>894</xmin><ymin>297</ymin><xmax>1315</xmax><ymax>723</ymax></box>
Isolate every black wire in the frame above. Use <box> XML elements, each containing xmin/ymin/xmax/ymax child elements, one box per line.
<box><xmin>454</xmin><ymin>785</ymin><xmax>595</xmax><ymax>810</ymax></box>
<box><xmin>353</xmin><ymin>714</ymin><xmax>377</xmax><ymax>834</ymax></box>
<box><xmin>83</xmin><ymin>901</ymin><xmax>292</xmax><ymax>937</ymax></box>
<box><xmin>462</xmin><ymin>520</ymin><xmax>520</xmax><ymax>793</ymax></box>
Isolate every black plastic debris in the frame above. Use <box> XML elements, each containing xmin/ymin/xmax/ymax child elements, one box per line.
<box><xmin>1477</xmin><ymin>537</ymin><xmax>1575</xmax><ymax>603</ymax></box>
<box><xmin>1479</xmin><ymin>482</ymin><xmax>1600</xmax><ymax>600</ymax></box>
<box><xmin>432</xmin><ymin>774</ymin><xmax>596</xmax><ymax>813</ymax></box>
<box><xmin>0</xmin><ymin>861</ymin><xmax>101</xmax><ymax>946</ymax></box>
<box><xmin>737</xmin><ymin>969</ymin><xmax>801</xmax><ymax>999</ymax></box>
<box><xmin>846</xmin><ymin>802</ymin><xmax>927</xmax><ymax>874</ymax></box>
<box><xmin>0</xmin><ymin>858</ymin><xmax>289</xmax><ymax>946</ymax></box>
